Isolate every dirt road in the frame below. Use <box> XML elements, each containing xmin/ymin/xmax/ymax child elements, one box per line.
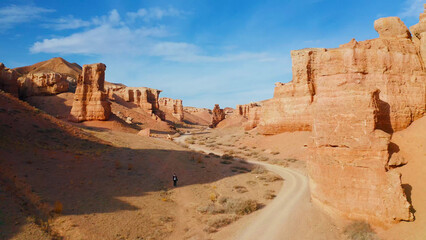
<box><xmin>174</xmin><ymin>134</ymin><xmax>314</xmax><ymax>240</ymax></box>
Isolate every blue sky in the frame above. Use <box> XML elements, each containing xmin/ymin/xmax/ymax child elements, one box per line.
<box><xmin>0</xmin><ymin>0</ymin><xmax>424</xmax><ymax>108</ymax></box>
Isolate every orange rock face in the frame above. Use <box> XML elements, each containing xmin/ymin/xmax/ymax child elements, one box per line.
<box><xmin>305</xmin><ymin>16</ymin><xmax>424</xmax><ymax>224</ymax></box>
<box><xmin>210</xmin><ymin>104</ymin><xmax>225</xmax><ymax>128</ymax></box>
<box><xmin>309</xmin><ymin>88</ymin><xmax>413</xmax><ymax>224</ymax></box>
<box><xmin>0</xmin><ymin>63</ymin><xmax>19</xmax><ymax>97</ymax></box>
<box><xmin>17</xmin><ymin>72</ymin><xmax>69</xmax><ymax>98</ymax></box>
<box><xmin>111</xmin><ymin>86</ymin><xmax>165</xmax><ymax>120</ymax></box>
<box><xmin>159</xmin><ymin>97</ymin><xmax>184</xmax><ymax>121</ymax></box>
<box><xmin>236</xmin><ymin>102</ymin><xmax>262</xmax><ymax>130</ymax></box>
<box><xmin>69</xmin><ymin>63</ymin><xmax>111</xmax><ymax>122</ymax></box>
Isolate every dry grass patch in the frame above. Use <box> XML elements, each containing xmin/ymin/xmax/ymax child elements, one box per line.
<box><xmin>233</xmin><ymin>185</ymin><xmax>248</xmax><ymax>193</ymax></box>
<box><xmin>343</xmin><ymin>221</ymin><xmax>378</xmax><ymax>240</ymax></box>
<box><xmin>251</xmin><ymin>166</ymin><xmax>267</xmax><ymax>174</ymax></box>
<box><xmin>220</xmin><ymin>197</ymin><xmax>260</xmax><ymax>215</ymax></box>
<box><xmin>206</xmin><ymin>215</ymin><xmax>239</xmax><ymax>230</ymax></box>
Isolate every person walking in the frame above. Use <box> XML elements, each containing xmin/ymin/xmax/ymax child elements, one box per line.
<box><xmin>173</xmin><ymin>173</ymin><xmax>178</xmax><ymax>187</ymax></box>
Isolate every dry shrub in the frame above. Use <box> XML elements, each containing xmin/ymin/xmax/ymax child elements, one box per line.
<box><xmin>251</xmin><ymin>166</ymin><xmax>267</xmax><ymax>174</ymax></box>
<box><xmin>343</xmin><ymin>221</ymin><xmax>378</xmax><ymax>240</ymax></box>
<box><xmin>246</xmin><ymin>180</ymin><xmax>257</xmax><ymax>186</ymax></box>
<box><xmin>264</xmin><ymin>174</ymin><xmax>282</xmax><ymax>182</ymax></box>
<box><xmin>220</xmin><ymin>160</ymin><xmax>232</xmax><ymax>165</ymax></box>
<box><xmin>210</xmin><ymin>193</ymin><xmax>218</xmax><ymax>202</ymax></box>
<box><xmin>264</xmin><ymin>190</ymin><xmax>276</xmax><ymax>199</ymax></box>
<box><xmin>207</xmin><ymin>215</ymin><xmax>239</xmax><ymax>229</ymax></box>
<box><xmin>271</xmin><ymin>151</ymin><xmax>280</xmax><ymax>155</ymax></box>
<box><xmin>221</xmin><ymin>198</ymin><xmax>259</xmax><ymax>215</ymax></box>
<box><xmin>197</xmin><ymin>203</ymin><xmax>224</xmax><ymax>214</ymax></box>
<box><xmin>233</xmin><ymin>185</ymin><xmax>248</xmax><ymax>193</ymax></box>
<box><xmin>53</xmin><ymin>201</ymin><xmax>63</xmax><ymax>214</ymax></box>
<box><xmin>221</xmin><ymin>154</ymin><xmax>233</xmax><ymax>160</ymax></box>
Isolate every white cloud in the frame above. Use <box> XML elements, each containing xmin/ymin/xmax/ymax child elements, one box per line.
<box><xmin>42</xmin><ymin>15</ymin><xmax>91</xmax><ymax>30</ymax></box>
<box><xmin>127</xmin><ymin>7</ymin><xmax>183</xmax><ymax>22</ymax></box>
<box><xmin>399</xmin><ymin>0</ymin><xmax>424</xmax><ymax>18</ymax></box>
<box><xmin>30</xmin><ymin>7</ymin><xmax>278</xmax><ymax>65</ymax></box>
<box><xmin>0</xmin><ymin>5</ymin><xmax>54</xmax><ymax>31</ymax></box>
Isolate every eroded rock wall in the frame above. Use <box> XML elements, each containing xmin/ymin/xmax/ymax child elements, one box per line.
<box><xmin>17</xmin><ymin>73</ymin><xmax>69</xmax><ymax>98</ymax></box>
<box><xmin>69</xmin><ymin>63</ymin><xmax>111</xmax><ymax>122</ymax></box>
<box><xmin>236</xmin><ymin>102</ymin><xmax>262</xmax><ymax>130</ymax></box>
<box><xmin>256</xmin><ymin>48</ymin><xmax>319</xmax><ymax>134</ymax></box>
<box><xmin>159</xmin><ymin>97</ymin><xmax>184</xmax><ymax>121</ymax></box>
<box><xmin>306</xmin><ymin>16</ymin><xmax>425</xmax><ymax>224</ymax></box>
<box><xmin>0</xmin><ymin>63</ymin><xmax>19</xmax><ymax>97</ymax></box>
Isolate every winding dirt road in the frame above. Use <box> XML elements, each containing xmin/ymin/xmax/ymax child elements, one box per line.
<box><xmin>175</xmin><ymin>134</ymin><xmax>312</xmax><ymax>240</ymax></box>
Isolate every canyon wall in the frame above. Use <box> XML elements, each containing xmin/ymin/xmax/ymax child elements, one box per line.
<box><xmin>306</xmin><ymin>15</ymin><xmax>425</xmax><ymax>224</ymax></box>
<box><xmin>237</xmin><ymin>10</ymin><xmax>426</xmax><ymax>224</ymax></box>
<box><xmin>0</xmin><ymin>63</ymin><xmax>19</xmax><ymax>97</ymax></box>
<box><xmin>159</xmin><ymin>97</ymin><xmax>184</xmax><ymax>121</ymax></box>
<box><xmin>17</xmin><ymin>73</ymin><xmax>69</xmax><ymax>98</ymax></box>
<box><xmin>256</xmin><ymin>48</ymin><xmax>318</xmax><ymax>134</ymax></box>
<box><xmin>110</xmin><ymin>86</ymin><xmax>165</xmax><ymax>120</ymax></box>
<box><xmin>69</xmin><ymin>63</ymin><xmax>111</xmax><ymax>122</ymax></box>
<box><xmin>236</xmin><ymin>102</ymin><xmax>262</xmax><ymax>130</ymax></box>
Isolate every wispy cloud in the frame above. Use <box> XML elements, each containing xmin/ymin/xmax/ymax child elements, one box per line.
<box><xmin>399</xmin><ymin>0</ymin><xmax>424</xmax><ymax>18</ymax></box>
<box><xmin>126</xmin><ymin>7</ymin><xmax>184</xmax><ymax>22</ymax></box>
<box><xmin>0</xmin><ymin>5</ymin><xmax>54</xmax><ymax>31</ymax></box>
<box><xmin>42</xmin><ymin>15</ymin><xmax>92</xmax><ymax>30</ymax></box>
<box><xmin>30</xmin><ymin>8</ymin><xmax>277</xmax><ymax>64</ymax></box>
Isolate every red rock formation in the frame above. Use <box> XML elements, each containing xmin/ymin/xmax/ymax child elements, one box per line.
<box><xmin>17</xmin><ymin>72</ymin><xmax>69</xmax><ymax>98</ymax></box>
<box><xmin>0</xmin><ymin>63</ymin><xmax>19</xmax><ymax>97</ymax></box>
<box><xmin>159</xmin><ymin>97</ymin><xmax>184</xmax><ymax>121</ymax></box>
<box><xmin>256</xmin><ymin>48</ymin><xmax>317</xmax><ymax>134</ymax></box>
<box><xmin>309</xmin><ymin>87</ymin><xmax>413</xmax><ymax>224</ymax></box>
<box><xmin>410</xmin><ymin>4</ymin><xmax>426</xmax><ymax>69</ymax></box>
<box><xmin>110</xmin><ymin>86</ymin><xmax>164</xmax><ymax>120</ymax></box>
<box><xmin>306</xmin><ymin>16</ymin><xmax>425</xmax><ymax>224</ymax></box>
<box><xmin>236</xmin><ymin>102</ymin><xmax>262</xmax><ymax>130</ymax></box>
<box><xmin>69</xmin><ymin>63</ymin><xmax>111</xmax><ymax>122</ymax></box>
<box><xmin>210</xmin><ymin>104</ymin><xmax>225</xmax><ymax>128</ymax></box>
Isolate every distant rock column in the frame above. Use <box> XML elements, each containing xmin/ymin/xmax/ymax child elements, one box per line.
<box><xmin>210</xmin><ymin>104</ymin><xmax>225</xmax><ymax>128</ymax></box>
<box><xmin>69</xmin><ymin>63</ymin><xmax>111</xmax><ymax>122</ymax></box>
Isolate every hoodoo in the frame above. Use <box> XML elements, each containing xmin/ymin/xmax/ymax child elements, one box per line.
<box><xmin>69</xmin><ymin>63</ymin><xmax>111</xmax><ymax>122</ymax></box>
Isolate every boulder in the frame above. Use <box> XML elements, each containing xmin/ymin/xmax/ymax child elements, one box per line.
<box><xmin>69</xmin><ymin>63</ymin><xmax>111</xmax><ymax>122</ymax></box>
<box><xmin>374</xmin><ymin>17</ymin><xmax>411</xmax><ymax>39</ymax></box>
<box><xmin>137</xmin><ymin>128</ymin><xmax>150</xmax><ymax>137</ymax></box>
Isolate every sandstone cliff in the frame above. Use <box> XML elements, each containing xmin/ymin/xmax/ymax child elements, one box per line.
<box><xmin>69</xmin><ymin>63</ymin><xmax>111</xmax><ymax>122</ymax></box>
<box><xmin>17</xmin><ymin>72</ymin><xmax>69</xmax><ymax>98</ymax></box>
<box><xmin>236</xmin><ymin>102</ymin><xmax>262</xmax><ymax>130</ymax></box>
<box><xmin>233</xmin><ymin>10</ymin><xmax>426</xmax><ymax>224</ymax></box>
<box><xmin>14</xmin><ymin>57</ymin><xmax>81</xmax><ymax>93</ymax></box>
<box><xmin>0</xmin><ymin>63</ymin><xmax>19</xmax><ymax>97</ymax></box>
<box><xmin>107</xmin><ymin>86</ymin><xmax>165</xmax><ymax>121</ymax></box>
<box><xmin>306</xmin><ymin>15</ymin><xmax>425</xmax><ymax>224</ymax></box>
<box><xmin>159</xmin><ymin>97</ymin><xmax>184</xmax><ymax>121</ymax></box>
